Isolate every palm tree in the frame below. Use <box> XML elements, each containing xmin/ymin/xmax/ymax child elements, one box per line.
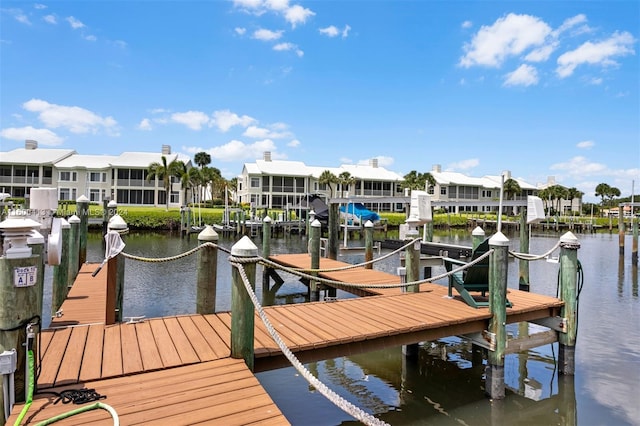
<box><xmin>147</xmin><ymin>156</ymin><xmax>179</xmax><ymax>210</ymax></box>
<box><xmin>566</xmin><ymin>187</ymin><xmax>583</xmax><ymax>214</ymax></box>
<box><xmin>425</xmin><ymin>172</ymin><xmax>436</xmax><ymax>194</ymax></box>
<box><xmin>318</xmin><ymin>170</ymin><xmax>338</xmax><ymax>198</ymax></box>
<box><xmin>595</xmin><ymin>183</ymin><xmax>611</xmax><ymax>213</ymax></box>
<box><xmin>503</xmin><ymin>178</ymin><xmax>522</xmax><ymax>215</ymax></box>
<box><xmin>194</xmin><ymin>152</ymin><xmax>211</xmax><ymax>169</ymax></box>
<box><xmin>401</xmin><ymin>170</ymin><xmax>424</xmax><ymax>191</ymax></box>
<box><xmin>171</xmin><ymin>160</ymin><xmax>191</xmax><ymax>207</ymax></box>
<box><xmin>549</xmin><ymin>185</ymin><xmax>567</xmax><ymax>216</ymax></box>
<box><xmin>338</xmin><ymin>171</ymin><xmax>355</xmax><ymax>198</ymax></box>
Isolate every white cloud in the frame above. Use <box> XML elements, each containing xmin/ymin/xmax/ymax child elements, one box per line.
<box><xmin>0</xmin><ymin>126</ymin><xmax>64</xmax><ymax>146</ymax></box>
<box><xmin>84</xmin><ymin>34</ymin><xmax>96</xmax><ymax>42</ymax></box>
<box><xmin>319</xmin><ymin>24</ymin><xmax>351</xmax><ymax>38</ymax></box>
<box><xmin>208</xmin><ymin>139</ymin><xmax>278</xmax><ymax>161</ymax></box>
<box><xmin>524</xmin><ymin>42</ymin><xmax>558</xmax><ymax>62</ymax></box>
<box><xmin>459</xmin><ymin>13</ymin><xmax>552</xmax><ymax>68</ymax></box>
<box><xmin>34</xmin><ymin>4</ymin><xmax>47</xmax><ymax>9</ymax></box>
<box><xmin>554</xmin><ymin>14</ymin><xmax>588</xmax><ymax>36</ymax></box>
<box><xmin>447</xmin><ymin>158</ymin><xmax>479</xmax><ymax>171</ymax></box>
<box><xmin>252</xmin><ymin>28</ymin><xmax>284</xmax><ymax>41</ymax></box>
<box><xmin>171</xmin><ymin>111</ymin><xmax>210</xmax><ymax>130</ymax></box>
<box><xmin>273</xmin><ymin>42</ymin><xmax>303</xmax><ymax>56</ymax></box>
<box><xmin>577</xmin><ymin>140</ymin><xmax>595</xmax><ymax>149</ymax></box>
<box><xmin>235</xmin><ymin>27</ymin><xmax>246</xmax><ymax>35</ymax></box>
<box><xmin>503</xmin><ymin>64</ymin><xmax>539</xmax><ymax>87</ymax></box>
<box><xmin>588</xmin><ymin>77</ymin><xmax>603</xmax><ymax>85</ymax></box>
<box><xmin>288</xmin><ymin>139</ymin><xmax>300</xmax><ymax>147</ymax></box>
<box><xmin>66</xmin><ymin>16</ymin><xmax>85</xmax><ymax>29</ymax></box>
<box><xmin>6</xmin><ymin>8</ymin><xmax>32</xmax><ymax>25</ymax></box>
<box><xmin>550</xmin><ymin>156</ymin><xmax>606</xmax><ymax>176</ymax></box>
<box><xmin>284</xmin><ymin>4</ymin><xmax>314</xmax><ymax>28</ymax></box>
<box><xmin>212</xmin><ymin>110</ymin><xmax>256</xmax><ymax>132</ymax></box>
<box><xmin>319</xmin><ymin>25</ymin><xmax>339</xmax><ymax>37</ymax></box>
<box><xmin>138</xmin><ymin>118</ymin><xmax>152</xmax><ymax>131</ymax></box>
<box><xmin>22</xmin><ymin>99</ymin><xmax>118</xmax><ymax>135</ymax></box>
<box><xmin>266</xmin><ymin>0</ymin><xmax>289</xmax><ymax>11</ymax></box>
<box><xmin>556</xmin><ymin>31</ymin><xmax>636</xmax><ymax>78</ymax></box>
<box><xmin>43</xmin><ymin>15</ymin><xmax>57</xmax><ymax>25</ymax></box>
<box><xmin>461</xmin><ymin>20</ymin><xmax>472</xmax><ymax>29</ymax></box>
<box><xmin>243</xmin><ymin>124</ymin><xmax>292</xmax><ymax>139</ymax></box>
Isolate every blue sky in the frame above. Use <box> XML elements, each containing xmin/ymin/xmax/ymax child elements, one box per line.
<box><xmin>1</xmin><ymin>0</ymin><xmax>638</xmax><ymax>203</ymax></box>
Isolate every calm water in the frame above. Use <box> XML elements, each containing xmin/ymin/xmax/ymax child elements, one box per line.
<box><xmin>41</xmin><ymin>228</ymin><xmax>640</xmax><ymax>425</ymax></box>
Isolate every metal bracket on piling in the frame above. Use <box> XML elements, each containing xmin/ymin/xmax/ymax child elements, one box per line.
<box><xmin>531</xmin><ymin>316</ymin><xmax>567</xmax><ymax>333</ymax></box>
<box><xmin>124</xmin><ymin>315</ymin><xmax>146</xmax><ymax>324</ymax></box>
<box><xmin>460</xmin><ymin>330</ymin><xmax>496</xmax><ymax>351</ymax></box>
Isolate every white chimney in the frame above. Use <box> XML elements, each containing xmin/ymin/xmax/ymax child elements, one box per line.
<box><xmin>263</xmin><ymin>151</ymin><xmax>272</xmax><ymax>162</ymax></box>
<box><xmin>25</xmin><ymin>140</ymin><xmax>38</xmax><ymax>150</ymax></box>
<box><xmin>162</xmin><ymin>145</ymin><xmax>171</xmax><ymax>155</ymax></box>
<box><xmin>369</xmin><ymin>158</ymin><xmax>378</xmax><ymax>168</ymax></box>
<box><xmin>432</xmin><ymin>164</ymin><xmax>441</xmax><ymax>173</ymax></box>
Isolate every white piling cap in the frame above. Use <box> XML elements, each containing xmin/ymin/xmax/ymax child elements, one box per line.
<box><xmin>28</xmin><ymin>230</ymin><xmax>45</xmax><ymax>245</ymax></box>
<box><xmin>263</xmin><ymin>216</ymin><xmax>272</xmax><ymax>223</ymax></box>
<box><xmin>60</xmin><ymin>218</ymin><xmax>70</xmax><ymax>229</ymax></box>
<box><xmin>198</xmin><ymin>225</ymin><xmax>219</xmax><ymax>241</ymax></box>
<box><xmin>311</xmin><ymin>219</ymin><xmax>322</xmax><ymax>228</ymax></box>
<box><xmin>107</xmin><ymin>200</ymin><xmax>118</xmax><ymax>208</ymax></box>
<box><xmin>76</xmin><ymin>195</ymin><xmax>89</xmax><ymax>203</ymax></box>
<box><xmin>560</xmin><ymin>231</ymin><xmax>579</xmax><ymax>245</ymax></box>
<box><xmin>68</xmin><ymin>214</ymin><xmax>81</xmax><ymax>224</ymax></box>
<box><xmin>472</xmin><ymin>226</ymin><xmax>485</xmax><ymax>236</ymax></box>
<box><xmin>108</xmin><ymin>214</ymin><xmax>128</xmax><ymax>230</ymax></box>
<box><xmin>364</xmin><ymin>220</ymin><xmax>374</xmax><ymax>228</ymax></box>
<box><xmin>489</xmin><ymin>231</ymin><xmax>509</xmax><ymax>246</ymax></box>
<box><xmin>231</xmin><ymin>235</ymin><xmax>258</xmax><ymax>256</ymax></box>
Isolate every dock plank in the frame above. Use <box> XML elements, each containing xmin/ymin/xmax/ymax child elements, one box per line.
<box><xmin>120</xmin><ymin>322</ymin><xmax>143</xmax><ymax>375</ymax></box>
<box><xmin>54</xmin><ymin>326</ymin><xmax>88</xmax><ymax>386</ymax></box>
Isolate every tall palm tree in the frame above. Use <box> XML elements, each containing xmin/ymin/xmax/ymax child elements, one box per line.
<box><xmin>147</xmin><ymin>156</ymin><xmax>179</xmax><ymax>210</ymax></box>
<box><xmin>503</xmin><ymin>178</ymin><xmax>522</xmax><ymax>215</ymax></box>
<box><xmin>171</xmin><ymin>160</ymin><xmax>191</xmax><ymax>207</ymax></box>
<box><xmin>566</xmin><ymin>187</ymin><xmax>583</xmax><ymax>214</ymax></box>
<box><xmin>318</xmin><ymin>170</ymin><xmax>338</xmax><ymax>198</ymax></box>
<box><xmin>338</xmin><ymin>171</ymin><xmax>355</xmax><ymax>198</ymax></box>
<box><xmin>194</xmin><ymin>152</ymin><xmax>211</xmax><ymax>169</ymax></box>
<box><xmin>595</xmin><ymin>183</ymin><xmax>611</xmax><ymax>212</ymax></box>
<box><xmin>549</xmin><ymin>185</ymin><xmax>568</xmax><ymax>215</ymax></box>
<box><xmin>424</xmin><ymin>172</ymin><xmax>436</xmax><ymax>194</ymax></box>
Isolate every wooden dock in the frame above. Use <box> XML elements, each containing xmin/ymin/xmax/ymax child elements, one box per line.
<box><xmin>7</xmin><ymin>257</ymin><xmax>564</xmax><ymax>424</ymax></box>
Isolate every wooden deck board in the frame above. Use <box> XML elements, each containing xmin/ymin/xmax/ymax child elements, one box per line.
<box><xmin>162</xmin><ymin>317</ymin><xmax>200</xmax><ymax>364</ymax></box>
<box><xmin>148</xmin><ymin>318</ymin><xmax>182</xmax><ymax>368</ymax></box>
<box><xmin>120</xmin><ymin>322</ymin><xmax>143</xmax><ymax>375</ymax></box>
<box><xmin>79</xmin><ymin>324</ymin><xmax>104</xmax><ymax>383</ymax></box>
<box><xmin>54</xmin><ymin>326</ymin><xmax>88</xmax><ymax>386</ymax></box>
<box><xmin>134</xmin><ymin>321</ymin><xmax>163</xmax><ymax>371</ymax></box>
<box><xmin>175</xmin><ymin>316</ymin><xmax>217</xmax><ymax>362</ymax></box>
<box><xmin>101</xmin><ymin>325</ymin><xmax>122</xmax><ymax>378</ymax></box>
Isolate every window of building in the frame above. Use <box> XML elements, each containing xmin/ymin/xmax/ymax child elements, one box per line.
<box><xmin>89</xmin><ymin>172</ymin><xmax>106</xmax><ymax>182</ymax></box>
<box><xmin>158</xmin><ymin>190</ymin><xmax>167</xmax><ymax>206</ymax></box>
<box><xmin>143</xmin><ymin>190</ymin><xmax>155</xmax><ymax>204</ymax></box>
<box><xmin>130</xmin><ymin>190</ymin><xmax>143</xmax><ymax>204</ymax></box>
<box><xmin>43</xmin><ymin>167</ymin><xmax>53</xmax><ymax>184</ymax></box>
<box><xmin>441</xmin><ymin>187</ymin><xmax>448</xmax><ymax>196</ymax></box>
<box><xmin>250</xmin><ymin>177</ymin><xmax>260</xmax><ymax>188</ymax></box>
<box><xmin>170</xmin><ymin>191</ymin><xmax>179</xmax><ymax>204</ymax></box>
<box><xmin>89</xmin><ymin>189</ymin><xmax>101</xmax><ymax>202</ymax></box>
<box><xmin>59</xmin><ymin>188</ymin><xmax>76</xmax><ymax>201</ymax></box>
<box><xmin>59</xmin><ymin>171</ymin><xmax>77</xmax><ymax>182</ymax></box>
<box><xmin>262</xmin><ymin>176</ymin><xmax>270</xmax><ymax>192</ymax></box>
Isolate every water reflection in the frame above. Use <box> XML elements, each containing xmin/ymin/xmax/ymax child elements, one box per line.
<box><xmin>41</xmin><ymin>229</ymin><xmax>639</xmax><ymax>425</ymax></box>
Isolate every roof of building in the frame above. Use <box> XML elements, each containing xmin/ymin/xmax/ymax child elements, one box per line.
<box><xmin>243</xmin><ymin>158</ymin><xmax>404</xmax><ymax>181</ymax></box>
<box><xmin>0</xmin><ymin>148</ymin><xmax>76</xmax><ymax>165</ymax></box>
<box><xmin>110</xmin><ymin>152</ymin><xmax>181</xmax><ymax>168</ymax></box>
<box><xmin>55</xmin><ymin>154</ymin><xmax>119</xmax><ymax>169</ymax></box>
<box><xmin>484</xmin><ymin>174</ymin><xmax>538</xmax><ymax>190</ymax></box>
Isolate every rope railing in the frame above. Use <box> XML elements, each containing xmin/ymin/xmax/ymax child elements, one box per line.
<box><xmin>509</xmin><ymin>240</ymin><xmax>562</xmax><ymax>261</ymax></box>
<box><xmin>121</xmin><ymin>242</ymin><xmax>230</xmax><ymax>263</ymax></box>
<box><xmin>295</xmin><ymin>237</ymin><xmax>421</xmax><ymax>273</ymax></box>
<box><xmin>229</xmin><ymin>257</ymin><xmax>390</xmax><ymax>426</ymax></box>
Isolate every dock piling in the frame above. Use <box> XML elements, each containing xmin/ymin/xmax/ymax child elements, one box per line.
<box><xmin>518</xmin><ymin>209</ymin><xmax>530</xmax><ymax>291</ymax></box>
<box><xmin>404</xmin><ymin>228</ymin><xmax>420</xmax><ymax>293</ymax></box>
<box><xmin>67</xmin><ymin>215</ymin><xmax>80</xmax><ymax>284</ymax></box>
<box><xmin>558</xmin><ymin>232</ymin><xmax>580</xmax><ymax>375</ymax></box>
<box><xmin>76</xmin><ymin>195</ymin><xmax>89</xmax><ymax>267</ymax></box>
<box><xmin>231</xmin><ymin>236</ymin><xmax>258</xmax><ymax>371</ymax></box>
<box><xmin>486</xmin><ymin>232</ymin><xmax>509</xmax><ymax>399</ymax></box>
<box><xmin>196</xmin><ymin>225</ymin><xmax>219</xmax><ymax>314</ymax></box>
<box><xmin>328</xmin><ymin>203</ymin><xmax>339</xmax><ymax>260</ymax></box>
<box><xmin>364</xmin><ymin>220</ymin><xmax>374</xmax><ymax>269</ymax></box>
<box><xmin>309</xmin><ymin>219</ymin><xmax>321</xmax><ymax>301</ymax></box>
<box><xmin>51</xmin><ymin>219</ymin><xmax>70</xmax><ymax>316</ymax></box>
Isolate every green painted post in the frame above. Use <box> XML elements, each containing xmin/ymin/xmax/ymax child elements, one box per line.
<box><xmin>27</xmin><ymin>231</ymin><xmax>45</xmax><ymax>319</ymax></box>
<box><xmin>405</xmin><ymin>227</ymin><xmax>420</xmax><ymax>293</ymax></box>
<box><xmin>52</xmin><ymin>219</ymin><xmax>70</xmax><ymax>315</ymax></box>
<box><xmin>67</xmin><ymin>214</ymin><xmax>80</xmax><ymax>285</ymax></box>
<box><xmin>328</xmin><ymin>203</ymin><xmax>339</xmax><ymax>260</ymax></box>
<box><xmin>486</xmin><ymin>231</ymin><xmax>509</xmax><ymax>399</ymax></box>
<box><xmin>197</xmin><ymin>225</ymin><xmax>219</xmax><ymax>314</ymax></box>
<box><xmin>558</xmin><ymin>231</ymin><xmax>580</xmax><ymax>375</ymax></box>
<box><xmin>364</xmin><ymin>220</ymin><xmax>374</xmax><ymax>269</ymax></box>
<box><xmin>0</xmin><ymin>218</ymin><xmax>44</xmax><ymax>418</ymax></box>
<box><xmin>519</xmin><ymin>208</ymin><xmax>530</xmax><ymax>291</ymax></box>
<box><xmin>102</xmin><ymin>198</ymin><xmax>109</xmax><ymax>238</ymax></box>
<box><xmin>76</xmin><ymin>195</ymin><xmax>90</xmax><ymax>267</ymax></box>
<box><xmin>309</xmin><ymin>219</ymin><xmax>321</xmax><ymax>301</ymax></box>
<box><xmin>472</xmin><ymin>226</ymin><xmax>485</xmax><ymax>250</ymax></box>
<box><xmin>231</xmin><ymin>236</ymin><xmax>258</xmax><ymax>371</ymax></box>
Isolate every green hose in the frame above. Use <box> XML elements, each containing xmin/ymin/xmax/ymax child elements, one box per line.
<box><xmin>12</xmin><ymin>346</ymin><xmax>119</xmax><ymax>425</ymax></box>
<box><xmin>13</xmin><ymin>349</ymin><xmax>34</xmax><ymax>426</ymax></box>
<box><xmin>34</xmin><ymin>402</ymin><xmax>119</xmax><ymax>426</ymax></box>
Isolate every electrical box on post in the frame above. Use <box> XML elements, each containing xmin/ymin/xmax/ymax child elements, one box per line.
<box><xmin>0</xmin><ymin>349</ymin><xmax>17</xmax><ymax>375</ymax></box>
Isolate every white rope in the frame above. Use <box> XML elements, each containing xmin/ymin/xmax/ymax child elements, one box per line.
<box><xmin>509</xmin><ymin>240</ymin><xmax>561</xmax><ymax>261</ymax></box>
<box><xmin>121</xmin><ymin>242</ymin><xmax>230</xmax><ymax>263</ymax></box>
<box><xmin>230</xmin><ymin>258</ymin><xmax>390</xmax><ymax>426</ymax></box>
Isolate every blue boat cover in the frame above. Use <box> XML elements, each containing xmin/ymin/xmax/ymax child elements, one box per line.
<box><xmin>339</xmin><ymin>203</ymin><xmax>380</xmax><ymax>222</ymax></box>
